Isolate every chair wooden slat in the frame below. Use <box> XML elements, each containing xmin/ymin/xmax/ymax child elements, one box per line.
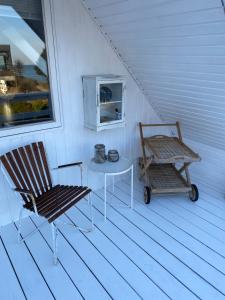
<box><xmin>36</xmin><ymin>185</ymin><xmax>70</xmax><ymax>210</ymax></box>
<box><xmin>39</xmin><ymin>187</ymin><xmax>82</xmax><ymax>215</ymax></box>
<box><xmin>48</xmin><ymin>189</ymin><xmax>91</xmax><ymax>223</ymax></box>
<box><xmin>12</xmin><ymin>149</ymin><xmax>34</xmax><ymax>195</ymax></box>
<box><xmin>0</xmin><ymin>155</ymin><xmax>28</xmax><ymax>203</ymax></box>
<box><xmin>25</xmin><ymin>145</ymin><xmax>44</xmax><ymax>194</ymax></box>
<box><xmin>44</xmin><ymin>187</ymin><xmax>87</xmax><ymax>218</ymax></box>
<box><xmin>6</xmin><ymin>152</ymin><xmax>32</xmax><ymax>203</ymax></box>
<box><xmin>6</xmin><ymin>153</ymin><xmax>27</xmax><ymax>190</ymax></box>
<box><xmin>18</xmin><ymin>147</ymin><xmax>40</xmax><ymax>197</ymax></box>
<box><xmin>32</xmin><ymin>143</ymin><xmax>49</xmax><ymax>191</ymax></box>
<box><xmin>38</xmin><ymin>142</ymin><xmax>52</xmax><ymax>189</ymax></box>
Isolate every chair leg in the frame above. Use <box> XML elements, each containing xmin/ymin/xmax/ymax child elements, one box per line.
<box><xmin>17</xmin><ymin>207</ymin><xmax>24</xmax><ymax>243</ymax></box>
<box><xmin>51</xmin><ymin>222</ymin><xmax>58</xmax><ymax>265</ymax></box>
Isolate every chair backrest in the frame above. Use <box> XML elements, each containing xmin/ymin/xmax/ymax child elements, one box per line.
<box><xmin>0</xmin><ymin>142</ymin><xmax>52</xmax><ymax>203</ymax></box>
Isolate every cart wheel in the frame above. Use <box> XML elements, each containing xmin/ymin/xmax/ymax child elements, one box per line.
<box><xmin>144</xmin><ymin>186</ymin><xmax>151</xmax><ymax>204</ymax></box>
<box><xmin>189</xmin><ymin>184</ymin><xmax>199</xmax><ymax>202</ymax></box>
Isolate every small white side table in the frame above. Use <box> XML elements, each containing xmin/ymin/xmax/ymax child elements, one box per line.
<box><xmin>88</xmin><ymin>158</ymin><xmax>133</xmax><ymax>220</ymax></box>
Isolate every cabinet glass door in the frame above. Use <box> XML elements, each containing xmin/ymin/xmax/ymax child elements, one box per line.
<box><xmin>99</xmin><ymin>82</ymin><xmax>123</xmax><ymax>124</ymax></box>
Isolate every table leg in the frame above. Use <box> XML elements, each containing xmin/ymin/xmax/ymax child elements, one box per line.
<box><xmin>104</xmin><ymin>174</ymin><xmax>107</xmax><ymax>221</ymax></box>
<box><xmin>131</xmin><ymin>165</ymin><xmax>134</xmax><ymax>209</ymax></box>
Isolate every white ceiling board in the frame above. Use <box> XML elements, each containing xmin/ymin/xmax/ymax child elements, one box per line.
<box><xmin>82</xmin><ymin>0</ymin><xmax>225</xmax><ymax>150</ymax></box>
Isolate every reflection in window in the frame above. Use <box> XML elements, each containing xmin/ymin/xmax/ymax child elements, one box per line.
<box><xmin>0</xmin><ymin>1</ymin><xmax>53</xmax><ymax>128</ymax></box>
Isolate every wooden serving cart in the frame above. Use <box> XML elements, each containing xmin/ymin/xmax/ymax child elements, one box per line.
<box><xmin>139</xmin><ymin>122</ymin><xmax>201</xmax><ymax>204</ymax></box>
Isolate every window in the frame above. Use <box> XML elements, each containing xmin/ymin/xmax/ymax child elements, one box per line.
<box><xmin>0</xmin><ymin>0</ymin><xmax>54</xmax><ymax>129</ymax></box>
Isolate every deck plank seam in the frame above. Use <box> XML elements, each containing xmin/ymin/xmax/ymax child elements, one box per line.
<box><xmin>64</xmin><ymin>213</ymin><xmax>143</xmax><ymax>300</ymax></box>
<box><xmin>119</xmin><ymin>196</ymin><xmax>225</xmax><ymax>276</ymax></box>
<box><xmin>54</xmin><ymin>227</ymin><xmax>114</xmax><ymax>300</ymax></box>
<box><xmin>70</xmin><ymin>205</ymin><xmax>172</xmax><ymax>300</ymax></box>
<box><xmin>103</xmin><ymin>188</ymin><xmax>225</xmax><ymax>297</ymax></box>
<box><xmin>29</xmin><ymin>217</ymin><xmax>85</xmax><ymax>300</ymax></box>
<box><xmin>92</xmin><ymin>191</ymin><xmax>201</xmax><ymax>300</ymax></box>
<box><xmin>162</xmin><ymin>198</ymin><xmax>225</xmax><ymax>235</ymax></box>
<box><xmin>0</xmin><ymin>236</ymin><xmax>27</xmax><ymax>300</ymax></box>
<box><xmin>13</xmin><ymin>223</ymin><xmax>56</xmax><ymax>300</ymax></box>
<box><xmin>121</xmin><ymin>180</ymin><xmax>225</xmax><ymax>259</ymax></box>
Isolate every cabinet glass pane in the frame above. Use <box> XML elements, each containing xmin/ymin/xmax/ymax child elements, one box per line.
<box><xmin>100</xmin><ymin>101</ymin><xmax>122</xmax><ymax>124</ymax></box>
<box><xmin>100</xmin><ymin>82</ymin><xmax>122</xmax><ymax>103</ymax></box>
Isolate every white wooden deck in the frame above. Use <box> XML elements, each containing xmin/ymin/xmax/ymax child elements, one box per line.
<box><xmin>1</xmin><ymin>178</ymin><xmax>225</xmax><ymax>300</ymax></box>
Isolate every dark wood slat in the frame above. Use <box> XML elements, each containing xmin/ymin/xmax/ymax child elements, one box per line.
<box><xmin>12</xmin><ymin>149</ymin><xmax>34</xmax><ymax>197</ymax></box>
<box><xmin>44</xmin><ymin>187</ymin><xmax>89</xmax><ymax>218</ymax></box>
<box><xmin>0</xmin><ymin>155</ymin><xmax>27</xmax><ymax>203</ymax></box>
<box><xmin>37</xmin><ymin>186</ymin><xmax>73</xmax><ymax>212</ymax></box>
<box><xmin>38</xmin><ymin>142</ymin><xmax>52</xmax><ymax>189</ymax></box>
<box><xmin>36</xmin><ymin>185</ymin><xmax>61</xmax><ymax>203</ymax></box>
<box><xmin>6</xmin><ymin>152</ymin><xmax>31</xmax><ymax>203</ymax></box>
<box><xmin>18</xmin><ymin>147</ymin><xmax>40</xmax><ymax>197</ymax></box>
<box><xmin>39</xmin><ymin>187</ymin><xmax>82</xmax><ymax>215</ymax></box>
<box><xmin>25</xmin><ymin>145</ymin><xmax>44</xmax><ymax>194</ymax></box>
<box><xmin>32</xmin><ymin>143</ymin><xmax>49</xmax><ymax>191</ymax></box>
<box><xmin>48</xmin><ymin>189</ymin><xmax>91</xmax><ymax>223</ymax></box>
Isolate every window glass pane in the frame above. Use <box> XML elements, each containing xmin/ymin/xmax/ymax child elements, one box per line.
<box><xmin>0</xmin><ymin>0</ymin><xmax>53</xmax><ymax>128</ymax></box>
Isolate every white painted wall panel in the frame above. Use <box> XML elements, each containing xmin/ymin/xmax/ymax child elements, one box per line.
<box><xmin>0</xmin><ymin>0</ymin><xmax>163</xmax><ymax>226</ymax></box>
<box><xmin>84</xmin><ymin>0</ymin><xmax>225</xmax><ymax>196</ymax></box>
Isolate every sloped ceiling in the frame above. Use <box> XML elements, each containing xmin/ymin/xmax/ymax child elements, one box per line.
<box><xmin>82</xmin><ymin>0</ymin><xmax>225</xmax><ymax>150</ymax></box>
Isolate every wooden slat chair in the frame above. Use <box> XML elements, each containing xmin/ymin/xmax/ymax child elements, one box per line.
<box><xmin>0</xmin><ymin>141</ymin><xmax>93</xmax><ymax>264</ymax></box>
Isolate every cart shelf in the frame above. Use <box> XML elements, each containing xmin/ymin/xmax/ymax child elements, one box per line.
<box><xmin>148</xmin><ymin>164</ymin><xmax>191</xmax><ymax>194</ymax></box>
<box><xmin>143</xmin><ymin>136</ymin><xmax>200</xmax><ymax>164</ymax></box>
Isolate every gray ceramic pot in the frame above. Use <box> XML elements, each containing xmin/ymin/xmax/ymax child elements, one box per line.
<box><xmin>108</xmin><ymin>150</ymin><xmax>119</xmax><ymax>162</ymax></box>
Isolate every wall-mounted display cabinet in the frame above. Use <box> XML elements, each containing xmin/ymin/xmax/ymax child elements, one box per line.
<box><xmin>82</xmin><ymin>75</ymin><xmax>125</xmax><ymax>131</ymax></box>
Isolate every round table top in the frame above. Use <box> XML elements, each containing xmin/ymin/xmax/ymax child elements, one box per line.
<box><xmin>88</xmin><ymin>157</ymin><xmax>133</xmax><ymax>174</ymax></box>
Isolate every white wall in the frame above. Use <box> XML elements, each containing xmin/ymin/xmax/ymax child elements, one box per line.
<box><xmin>0</xmin><ymin>0</ymin><xmax>163</xmax><ymax>226</ymax></box>
<box><xmin>84</xmin><ymin>0</ymin><xmax>225</xmax><ymax>196</ymax></box>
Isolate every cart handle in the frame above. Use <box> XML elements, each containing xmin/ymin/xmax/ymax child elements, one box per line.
<box><xmin>149</xmin><ymin>135</ymin><xmax>170</xmax><ymax>139</ymax></box>
<box><xmin>139</xmin><ymin>121</ymin><xmax>183</xmax><ymax>142</ymax></box>
<box><xmin>139</xmin><ymin>123</ymin><xmax>177</xmax><ymax>127</ymax></box>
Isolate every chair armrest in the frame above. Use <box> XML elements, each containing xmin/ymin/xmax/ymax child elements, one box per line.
<box><xmin>51</xmin><ymin>161</ymin><xmax>83</xmax><ymax>185</ymax></box>
<box><xmin>51</xmin><ymin>162</ymin><xmax>83</xmax><ymax>170</ymax></box>
<box><xmin>14</xmin><ymin>188</ymin><xmax>34</xmax><ymax>196</ymax></box>
<box><xmin>57</xmin><ymin>162</ymin><xmax>83</xmax><ymax>169</ymax></box>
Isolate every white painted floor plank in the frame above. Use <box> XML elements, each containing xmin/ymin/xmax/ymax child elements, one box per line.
<box><xmin>75</xmin><ymin>199</ymin><xmax>197</xmax><ymax>300</ymax></box>
<box><xmin>31</xmin><ymin>216</ymin><xmax>112</xmax><ymax>300</ymax></box>
<box><xmin>94</xmin><ymin>188</ymin><xmax>225</xmax><ymax>300</ymax></box>
<box><xmin>1</xmin><ymin>180</ymin><xmax>225</xmax><ymax>300</ymax></box>
<box><xmin>123</xmin><ymin>179</ymin><xmax>225</xmax><ymax>258</ymax></box>
<box><xmin>168</xmin><ymin>197</ymin><xmax>225</xmax><ymax>231</ymax></box>
<box><xmin>65</xmin><ymin>206</ymin><xmax>170</xmax><ymax>300</ymax></box>
<box><xmin>56</xmin><ymin>215</ymin><xmax>140</xmax><ymax>300</ymax></box>
<box><xmin>113</xmin><ymin>183</ymin><xmax>225</xmax><ymax>276</ymax></box>
<box><xmin>0</xmin><ymin>223</ymin><xmax>54</xmax><ymax>300</ymax></box>
<box><xmin>110</xmin><ymin>184</ymin><xmax>225</xmax><ymax>293</ymax></box>
<box><xmin>20</xmin><ymin>217</ymin><xmax>84</xmax><ymax>300</ymax></box>
<box><xmin>0</xmin><ymin>238</ymin><xmax>25</xmax><ymax>300</ymax></box>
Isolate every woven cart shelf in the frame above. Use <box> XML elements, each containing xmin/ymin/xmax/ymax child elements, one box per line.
<box><xmin>148</xmin><ymin>164</ymin><xmax>191</xmax><ymax>194</ymax></box>
<box><xmin>144</xmin><ymin>136</ymin><xmax>201</xmax><ymax>164</ymax></box>
<box><xmin>139</xmin><ymin>122</ymin><xmax>201</xmax><ymax>204</ymax></box>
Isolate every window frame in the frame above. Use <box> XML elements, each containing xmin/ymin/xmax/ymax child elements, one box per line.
<box><xmin>0</xmin><ymin>0</ymin><xmax>62</xmax><ymax>138</ymax></box>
